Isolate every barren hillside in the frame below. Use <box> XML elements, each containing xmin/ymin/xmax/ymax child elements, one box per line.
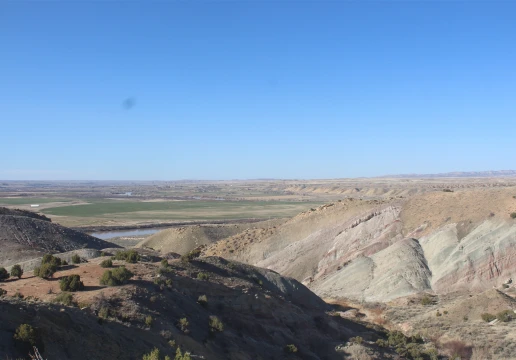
<box><xmin>135</xmin><ymin>219</ymin><xmax>285</xmax><ymax>255</ymax></box>
<box><xmin>203</xmin><ymin>187</ymin><xmax>516</xmax><ymax>302</ymax></box>
<box><xmin>0</xmin><ymin>213</ymin><xmax>119</xmax><ymax>268</ymax></box>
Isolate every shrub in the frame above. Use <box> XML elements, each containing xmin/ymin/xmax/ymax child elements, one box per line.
<box><xmin>511</xmin><ymin>212</ymin><xmax>516</xmax><ymax>219</ymax></box>
<box><xmin>443</xmin><ymin>189</ymin><xmax>453</xmax><ymax>192</ymax></box>
<box><xmin>10</xmin><ymin>265</ymin><xmax>23</xmax><ymax>279</ymax></box>
<box><xmin>497</xmin><ymin>309</ymin><xmax>514</xmax><ymax>322</ymax></box>
<box><xmin>59</xmin><ymin>275</ymin><xmax>84</xmax><ymax>292</ymax></box>
<box><xmin>175</xmin><ymin>348</ymin><xmax>192</xmax><ymax>360</ymax></box>
<box><xmin>62</xmin><ymin>260</ymin><xmax>68</xmax><ymax>266</ymax></box>
<box><xmin>35</xmin><ymin>263</ymin><xmax>57</xmax><ymax>279</ymax></box>
<box><xmin>209</xmin><ymin>316</ymin><xmax>224</xmax><ymax>332</ymax></box>
<box><xmin>161</xmin><ymin>259</ymin><xmax>169</xmax><ymax>268</ymax></box>
<box><xmin>53</xmin><ymin>292</ymin><xmax>75</xmax><ymax>306</ymax></box>
<box><xmin>180</xmin><ymin>249</ymin><xmax>201</xmax><ymax>263</ymax></box>
<box><xmin>71</xmin><ymin>254</ymin><xmax>81</xmax><ymax>264</ymax></box>
<box><xmin>100</xmin><ymin>259</ymin><xmax>113</xmax><ymax>268</ymax></box>
<box><xmin>436</xmin><ymin>310</ymin><xmax>442</xmax><ymax>317</ymax></box>
<box><xmin>441</xmin><ymin>340</ymin><xmax>473</xmax><ymax>360</ymax></box>
<box><xmin>113</xmin><ymin>250</ymin><xmax>140</xmax><ymax>263</ymax></box>
<box><xmin>420</xmin><ymin>295</ymin><xmax>434</xmax><ymax>306</ymax></box>
<box><xmin>0</xmin><ymin>288</ymin><xmax>6</xmax><ymax>297</ymax></box>
<box><xmin>350</xmin><ymin>336</ymin><xmax>363</xmax><ymax>345</ymax></box>
<box><xmin>284</xmin><ymin>344</ymin><xmax>298</xmax><ymax>353</ymax></box>
<box><xmin>42</xmin><ymin>254</ymin><xmax>62</xmax><ymax>267</ymax></box>
<box><xmin>481</xmin><ymin>313</ymin><xmax>496</xmax><ymax>322</ymax></box>
<box><xmin>197</xmin><ymin>272</ymin><xmax>209</xmax><ymax>281</ymax></box>
<box><xmin>0</xmin><ymin>267</ymin><xmax>8</xmax><ymax>281</ymax></box>
<box><xmin>14</xmin><ymin>324</ymin><xmax>38</xmax><ymax>345</ymax></box>
<box><xmin>145</xmin><ymin>315</ymin><xmax>154</xmax><ymax>327</ymax></box>
<box><xmin>142</xmin><ymin>347</ymin><xmax>172</xmax><ymax>360</ymax></box>
<box><xmin>100</xmin><ymin>267</ymin><xmax>133</xmax><ymax>286</ymax></box>
<box><xmin>197</xmin><ymin>295</ymin><xmax>208</xmax><ymax>307</ymax></box>
<box><xmin>178</xmin><ymin>317</ymin><xmax>189</xmax><ymax>333</ymax></box>
<box><xmin>503</xmin><ymin>284</ymin><xmax>510</xmax><ymax>289</ymax></box>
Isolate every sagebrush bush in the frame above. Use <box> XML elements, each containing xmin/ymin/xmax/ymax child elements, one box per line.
<box><xmin>145</xmin><ymin>315</ymin><xmax>153</xmax><ymax>327</ymax></box>
<box><xmin>142</xmin><ymin>347</ymin><xmax>172</xmax><ymax>360</ymax></box>
<box><xmin>71</xmin><ymin>254</ymin><xmax>81</xmax><ymax>264</ymax></box>
<box><xmin>350</xmin><ymin>336</ymin><xmax>363</xmax><ymax>345</ymax></box>
<box><xmin>53</xmin><ymin>292</ymin><xmax>75</xmax><ymax>306</ymax></box>
<box><xmin>113</xmin><ymin>250</ymin><xmax>140</xmax><ymax>263</ymax></box>
<box><xmin>180</xmin><ymin>249</ymin><xmax>201</xmax><ymax>263</ymax></box>
<box><xmin>14</xmin><ymin>324</ymin><xmax>38</xmax><ymax>345</ymax></box>
<box><xmin>0</xmin><ymin>267</ymin><xmax>8</xmax><ymax>281</ymax></box>
<box><xmin>178</xmin><ymin>317</ymin><xmax>189</xmax><ymax>333</ymax></box>
<box><xmin>209</xmin><ymin>316</ymin><xmax>224</xmax><ymax>332</ymax></box>
<box><xmin>511</xmin><ymin>212</ymin><xmax>516</xmax><ymax>219</ymax></box>
<box><xmin>0</xmin><ymin>288</ymin><xmax>7</xmax><ymax>297</ymax></box>
<box><xmin>160</xmin><ymin>259</ymin><xmax>169</xmax><ymax>268</ymax></box>
<box><xmin>59</xmin><ymin>275</ymin><xmax>84</xmax><ymax>292</ymax></box>
<box><xmin>100</xmin><ymin>259</ymin><xmax>113</xmax><ymax>268</ymax></box>
<box><xmin>197</xmin><ymin>295</ymin><xmax>208</xmax><ymax>307</ymax></box>
<box><xmin>497</xmin><ymin>309</ymin><xmax>514</xmax><ymax>322</ymax></box>
<box><xmin>284</xmin><ymin>344</ymin><xmax>298</xmax><ymax>353</ymax></box>
<box><xmin>10</xmin><ymin>264</ymin><xmax>23</xmax><ymax>279</ymax></box>
<box><xmin>420</xmin><ymin>295</ymin><xmax>434</xmax><ymax>306</ymax></box>
<box><xmin>100</xmin><ymin>266</ymin><xmax>133</xmax><ymax>286</ymax></box>
<box><xmin>197</xmin><ymin>272</ymin><xmax>209</xmax><ymax>281</ymax></box>
<box><xmin>481</xmin><ymin>313</ymin><xmax>496</xmax><ymax>322</ymax></box>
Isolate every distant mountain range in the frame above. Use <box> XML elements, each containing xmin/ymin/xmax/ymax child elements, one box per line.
<box><xmin>385</xmin><ymin>170</ymin><xmax>516</xmax><ymax>178</ymax></box>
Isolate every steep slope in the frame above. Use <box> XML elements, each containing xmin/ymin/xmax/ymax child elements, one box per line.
<box><xmin>136</xmin><ymin>219</ymin><xmax>285</xmax><ymax>255</ymax></box>
<box><xmin>0</xmin><ymin>256</ymin><xmax>395</xmax><ymax>360</ymax></box>
<box><xmin>0</xmin><ymin>214</ymin><xmax>120</xmax><ymax>267</ymax></box>
<box><xmin>0</xmin><ymin>207</ymin><xmax>52</xmax><ymax>222</ymax></box>
<box><xmin>204</xmin><ymin>187</ymin><xmax>516</xmax><ymax>302</ymax></box>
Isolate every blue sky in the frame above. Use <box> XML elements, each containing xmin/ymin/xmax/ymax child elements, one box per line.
<box><xmin>1</xmin><ymin>1</ymin><xmax>515</xmax><ymax>180</ymax></box>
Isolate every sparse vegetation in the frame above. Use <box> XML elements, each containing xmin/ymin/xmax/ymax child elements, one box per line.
<box><xmin>100</xmin><ymin>266</ymin><xmax>133</xmax><ymax>286</ymax></box>
<box><xmin>34</xmin><ymin>263</ymin><xmax>57</xmax><ymax>279</ymax></box>
<box><xmin>481</xmin><ymin>313</ymin><xmax>497</xmax><ymax>322</ymax></box>
<box><xmin>113</xmin><ymin>250</ymin><xmax>141</xmax><ymax>263</ymax></box>
<box><xmin>350</xmin><ymin>336</ymin><xmax>363</xmax><ymax>345</ymax></box>
<box><xmin>142</xmin><ymin>347</ymin><xmax>171</xmax><ymax>360</ymax></box>
<box><xmin>197</xmin><ymin>294</ymin><xmax>208</xmax><ymax>307</ymax></box>
<box><xmin>496</xmin><ymin>309</ymin><xmax>514</xmax><ymax>322</ymax></box>
<box><xmin>145</xmin><ymin>315</ymin><xmax>154</xmax><ymax>327</ymax></box>
<box><xmin>421</xmin><ymin>295</ymin><xmax>435</xmax><ymax>305</ymax></box>
<box><xmin>59</xmin><ymin>275</ymin><xmax>85</xmax><ymax>292</ymax></box>
<box><xmin>181</xmin><ymin>249</ymin><xmax>201</xmax><ymax>263</ymax></box>
<box><xmin>284</xmin><ymin>344</ymin><xmax>298</xmax><ymax>353</ymax></box>
<box><xmin>42</xmin><ymin>254</ymin><xmax>62</xmax><ymax>267</ymax></box>
<box><xmin>10</xmin><ymin>264</ymin><xmax>23</xmax><ymax>279</ymax></box>
<box><xmin>178</xmin><ymin>317</ymin><xmax>189</xmax><ymax>333</ymax></box>
<box><xmin>0</xmin><ymin>267</ymin><xmax>8</xmax><ymax>281</ymax></box>
<box><xmin>14</xmin><ymin>324</ymin><xmax>38</xmax><ymax>346</ymax></box>
<box><xmin>53</xmin><ymin>292</ymin><xmax>75</xmax><ymax>306</ymax></box>
<box><xmin>100</xmin><ymin>259</ymin><xmax>113</xmax><ymax>268</ymax></box>
<box><xmin>71</xmin><ymin>254</ymin><xmax>81</xmax><ymax>264</ymax></box>
<box><xmin>174</xmin><ymin>348</ymin><xmax>192</xmax><ymax>360</ymax></box>
<box><xmin>209</xmin><ymin>315</ymin><xmax>224</xmax><ymax>332</ymax></box>
<box><xmin>197</xmin><ymin>272</ymin><xmax>209</xmax><ymax>281</ymax></box>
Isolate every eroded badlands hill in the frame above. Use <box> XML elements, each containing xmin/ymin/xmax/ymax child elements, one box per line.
<box><xmin>203</xmin><ymin>187</ymin><xmax>516</xmax><ymax>302</ymax></box>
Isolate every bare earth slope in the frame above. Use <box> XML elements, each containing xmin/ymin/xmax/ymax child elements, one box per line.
<box><xmin>204</xmin><ymin>187</ymin><xmax>516</xmax><ymax>302</ymax></box>
<box><xmin>136</xmin><ymin>219</ymin><xmax>286</xmax><ymax>255</ymax></box>
<box><xmin>0</xmin><ymin>214</ymin><xmax>120</xmax><ymax>268</ymax></box>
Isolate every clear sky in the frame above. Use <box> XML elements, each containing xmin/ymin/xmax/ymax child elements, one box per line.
<box><xmin>1</xmin><ymin>1</ymin><xmax>515</xmax><ymax>180</ymax></box>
